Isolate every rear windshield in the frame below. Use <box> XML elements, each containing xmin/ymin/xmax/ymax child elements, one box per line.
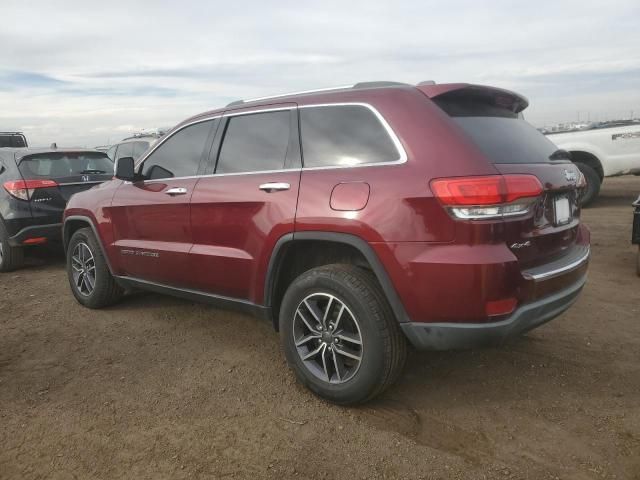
<box><xmin>434</xmin><ymin>92</ymin><xmax>558</xmax><ymax>164</ymax></box>
<box><xmin>452</xmin><ymin>116</ymin><xmax>558</xmax><ymax>164</ymax></box>
<box><xmin>18</xmin><ymin>152</ymin><xmax>113</xmax><ymax>179</ymax></box>
<box><xmin>0</xmin><ymin>134</ymin><xmax>27</xmax><ymax>148</ymax></box>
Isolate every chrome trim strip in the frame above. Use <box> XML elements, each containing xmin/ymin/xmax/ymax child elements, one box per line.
<box><xmin>133</xmin><ymin>168</ymin><xmax>302</xmax><ymax>184</ymax></box>
<box><xmin>243</xmin><ymin>85</ymin><xmax>354</xmax><ymax>103</ymax></box>
<box><xmin>523</xmin><ymin>246</ymin><xmax>590</xmax><ymax>281</ymax></box>
<box><xmin>58</xmin><ymin>181</ymin><xmax>105</xmax><ymax>186</ymax></box>
<box><xmin>224</xmin><ymin>106</ymin><xmax>296</xmax><ymax>117</ymax></box>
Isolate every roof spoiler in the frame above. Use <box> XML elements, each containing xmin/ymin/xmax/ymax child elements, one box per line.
<box><xmin>418</xmin><ymin>83</ymin><xmax>529</xmax><ymax>113</ymax></box>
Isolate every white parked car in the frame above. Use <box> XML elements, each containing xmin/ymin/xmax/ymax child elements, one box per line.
<box><xmin>544</xmin><ymin>120</ymin><xmax>640</xmax><ymax>205</ymax></box>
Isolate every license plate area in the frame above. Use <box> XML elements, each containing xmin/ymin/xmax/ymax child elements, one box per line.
<box><xmin>553</xmin><ymin>195</ymin><xmax>571</xmax><ymax>226</ymax></box>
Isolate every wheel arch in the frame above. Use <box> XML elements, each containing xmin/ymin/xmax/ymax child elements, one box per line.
<box><xmin>569</xmin><ymin>150</ymin><xmax>604</xmax><ymax>180</ymax></box>
<box><xmin>264</xmin><ymin>231</ymin><xmax>410</xmax><ymax>330</ymax></box>
<box><xmin>63</xmin><ymin>215</ymin><xmax>114</xmax><ymax>274</ymax></box>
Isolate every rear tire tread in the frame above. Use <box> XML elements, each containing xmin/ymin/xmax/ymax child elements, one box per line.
<box><xmin>575</xmin><ymin>162</ymin><xmax>601</xmax><ymax>207</ymax></box>
<box><xmin>281</xmin><ymin>264</ymin><xmax>407</xmax><ymax>404</ymax></box>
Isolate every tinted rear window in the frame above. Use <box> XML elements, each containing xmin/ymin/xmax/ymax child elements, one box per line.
<box><xmin>0</xmin><ymin>134</ymin><xmax>27</xmax><ymax>148</ymax></box>
<box><xmin>300</xmin><ymin>105</ymin><xmax>400</xmax><ymax>168</ymax></box>
<box><xmin>18</xmin><ymin>152</ymin><xmax>113</xmax><ymax>179</ymax></box>
<box><xmin>452</xmin><ymin>117</ymin><xmax>558</xmax><ymax>164</ymax></box>
<box><xmin>434</xmin><ymin>91</ymin><xmax>557</xmax><ymax>164</ymax></box>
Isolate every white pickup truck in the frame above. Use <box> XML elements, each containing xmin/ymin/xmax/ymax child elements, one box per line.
<box><xmin>545</xmin><ymin>120</ymin><xmax>640</xmax><ymax>205</ymax></box>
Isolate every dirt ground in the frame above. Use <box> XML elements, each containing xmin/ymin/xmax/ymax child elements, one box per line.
<box><xmin>1</xmin><ymin>177</ymin><xmax>640</xmax><ymax>480</ymax></box>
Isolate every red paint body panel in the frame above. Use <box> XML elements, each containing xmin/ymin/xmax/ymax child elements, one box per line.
<box><xmin>189</xmin><ymin>170</ymin><xmax>300</xmax><ymax>302</ymax></box>
<box><xmin>109</xmin><ymin>178</ymin><xmax>199</xmax><ymax>286</ymax></box>
<box><xmin>64</xmin><ymin>179</ymin><xmax>120</xmax><ymax>268</ymax></box>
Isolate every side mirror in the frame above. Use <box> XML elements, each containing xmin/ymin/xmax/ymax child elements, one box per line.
<box><xmin>114</xmin><ymin>157</ymin><xmax>136</xmax><ymax>181</ymax></box>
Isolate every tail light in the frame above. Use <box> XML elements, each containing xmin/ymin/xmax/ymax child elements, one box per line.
<box><xmin>3</xmin><ymin>179</ymin><xmax>57</xmax><ymax>201</ymax></box>
<box><xmin>430</xmin><ymin>174</ymin><xmax>543</xmax><ymax>220</ymax></box>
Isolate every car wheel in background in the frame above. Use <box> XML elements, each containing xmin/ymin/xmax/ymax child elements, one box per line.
<box><xmin>279</xmin><ymin>264</ymin><xmax>407</xmax><ymax>405</ymax></box>
<box><xmin>575</xmin><ymin>162</ymin><xmax>601</xmax><ymax>207</ymax></box>
<box><xmin>67</xmin><ymin>227</ymin><xmax>123</xmax><ymax>308</ymax></box>
<box><xmin>0</xmin><ymin>221</ymin><xmax>24</xmax><ymax>272</ymax></box>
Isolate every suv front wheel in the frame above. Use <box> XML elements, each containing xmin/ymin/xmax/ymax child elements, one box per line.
<box><xmin>67</xmin><ymin>227</ymin><xmax>123</xmax><ymax>308</ymax></box>
<box><xmin>279</xmin><ymin>264</ymin><xmax>407</xmax><ymax>404</ymax></box>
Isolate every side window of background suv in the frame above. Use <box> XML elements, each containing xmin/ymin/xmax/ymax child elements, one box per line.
<box><xmin>115</xmin><ymin>142</ymin><xmax>133</xmax><ymax>161</ymax></box>
<box><xmin>132</xmin><ymin>141</ymin><xmax>150</xmax><ymax>160</ymax></box>
<box><xmin>215</xmin><ymin>110</ymin><xmax>292</xmax><ymax>174</ymax></box>
<box><xmin>141</xmin><ymin>120</ymin><xmax>214</xmax><ymax>180</ymax></box>
<box><xmin>299</xmin><ymin>105</ymin><xmax>400</xmax><ymax>168</ymax></box>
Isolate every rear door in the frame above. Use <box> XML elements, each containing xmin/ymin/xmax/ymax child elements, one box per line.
<box><xmin>434</xmin><ymin>92</ymin><xmax>584</xmax><ymax>267</ymax></box>
<box><xmin>109</xmin><ymin>119</ymin><xmax>217</xmax><ymax>286</ymax></box>
<box><xmin>16</xmin><ymin>151</ymin><xmax>114</xmax><ymax>224</ymax></box>
<box><xmin>188</xmin><ymin>105</ymin><xmax>301</xmax><ymax>301</ymax></box>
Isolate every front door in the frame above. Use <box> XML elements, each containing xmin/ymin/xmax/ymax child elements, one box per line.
<box><xmin>188</xmin><ymin>105</ymin><xmax>301</xmax><ymax>303</ymax></box>
<box><xmin>109</xmin><ymin>119</ymin><xmax>218</xmax><ymax>286</ymax></box>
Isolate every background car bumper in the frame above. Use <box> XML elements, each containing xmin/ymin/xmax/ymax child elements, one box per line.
<box><xmin>8</xmin><ymin>223</ymin><xmax>62</xmax><ymax>247</ymax></box>
<box><xmin>400</xmin><ymin>275</ymin><xmax>586</xmax><ymax>350</ymax></box>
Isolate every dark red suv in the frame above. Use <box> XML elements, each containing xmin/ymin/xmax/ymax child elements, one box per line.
<box><xmin>63</xmin><ymin>81</ymin><xmax>590</xmax><ymax>404</ymax></box>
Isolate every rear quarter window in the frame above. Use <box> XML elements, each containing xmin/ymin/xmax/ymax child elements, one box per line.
<box><xmin>299</xmin><ymin>105</ymin><xmax>401</xmax><ymax>168</ymax></box>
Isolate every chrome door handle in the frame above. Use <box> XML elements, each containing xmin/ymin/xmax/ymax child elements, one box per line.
<box><xmin>165</xmin><ymin>187</ymin><xmax>188</xmax><ymax>196</ymax></box>
<box><xmin>259</xmin><ymin>182</ymin><xmax>290</xmax><ymax>193</ymax></box>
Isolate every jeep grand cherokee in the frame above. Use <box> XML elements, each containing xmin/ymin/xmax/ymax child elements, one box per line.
<box><xmin>62</xmin><ymin>81</ymin><xmax>590</xmax><ymax>404</ymax></box>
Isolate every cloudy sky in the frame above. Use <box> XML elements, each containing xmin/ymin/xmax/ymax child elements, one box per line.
<box><xmin>1</xmin><ymin>0</ymin><xmax>638</xmax><ymax>147</ymax></box>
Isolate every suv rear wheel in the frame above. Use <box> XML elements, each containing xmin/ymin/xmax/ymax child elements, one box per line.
<box><xmin>575</xmin><ymin>162</ymin><xmax>601</xmax><ymax>207</ymax></box>
<box><xmin>0</xmin><ymin>221</ymin><xmax>24</xmax><ymax>272</ymax></box>
<box><xmin>67</xmin><ymin>227</ymin><xmax>123</xmax><ymax>308</ymax></box>
<box><xmin>279</xmin><ymin>264</ymin><xmax>407</xmax><ymax>404</ymax></box>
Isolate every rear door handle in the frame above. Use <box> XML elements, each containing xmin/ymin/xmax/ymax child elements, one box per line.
<box><xmin>259</xmin><ymin>182</ymin><xmax>290</xmax><ymax>193</ymax></box>
<box><xmin>165</xmin><ymin>187</ymin><xmax>188</xmax><ymax>196</ymax></box>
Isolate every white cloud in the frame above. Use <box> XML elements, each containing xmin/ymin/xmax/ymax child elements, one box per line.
<box><xmin>0</xmin><ymin>0</ymin><xmax>638</xmax><ymax>145</ymax></box>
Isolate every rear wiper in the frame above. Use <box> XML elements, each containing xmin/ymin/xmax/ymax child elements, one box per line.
<box><xmin>79</xmin><ymin>169</ymin><xmax>107</xmax><ymax>174</ymax></box>
<box><xmin>549</xmin><ymin>149</ymin><xmax>571</xmax><ymax>161</ymax></box>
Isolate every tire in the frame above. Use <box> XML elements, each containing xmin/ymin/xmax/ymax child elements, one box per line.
<box><xmin>279</xmin><ymin>264</ymin><xmax>407</xmax><ymax>405</ymax></box>
<box><xmin>67</xmin><ymin>227</ymin><xmax>123</xmax><ymax>308</ymax></box>
<box><xmin>0</xmin><ymin>221</ymin><xmax>24</xmax><ymax>272</ymax></box>
<box><xmin>575</xmin><ymin>162</ymin><xmax>601</xmax><ymax>207</ymax></box>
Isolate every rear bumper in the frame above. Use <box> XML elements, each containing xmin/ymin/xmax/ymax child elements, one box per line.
<box><xmin>8</xmin><ymin>223</ymin><xmax>62</xmax><ymax>246</ymax></box>
<box><xmin>400</xmin><ymin>274</ymin><xmax>586</xmax><ymax>350</ymax></box>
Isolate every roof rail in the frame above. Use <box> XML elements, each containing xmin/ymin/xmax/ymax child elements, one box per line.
<box><xmin>227</xmin><ymin>85</ymin><xmax>353</xmax><ymax>107</ymax></box>
<box><xmin>352</xmin><ymin>81</ymin><xmax>411</xmax><ymax>89</ymax></box>
<box><xmin>225</xmin><ymin>81</ymin><xmax>415</xmax><ymax>107</ymax></box>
